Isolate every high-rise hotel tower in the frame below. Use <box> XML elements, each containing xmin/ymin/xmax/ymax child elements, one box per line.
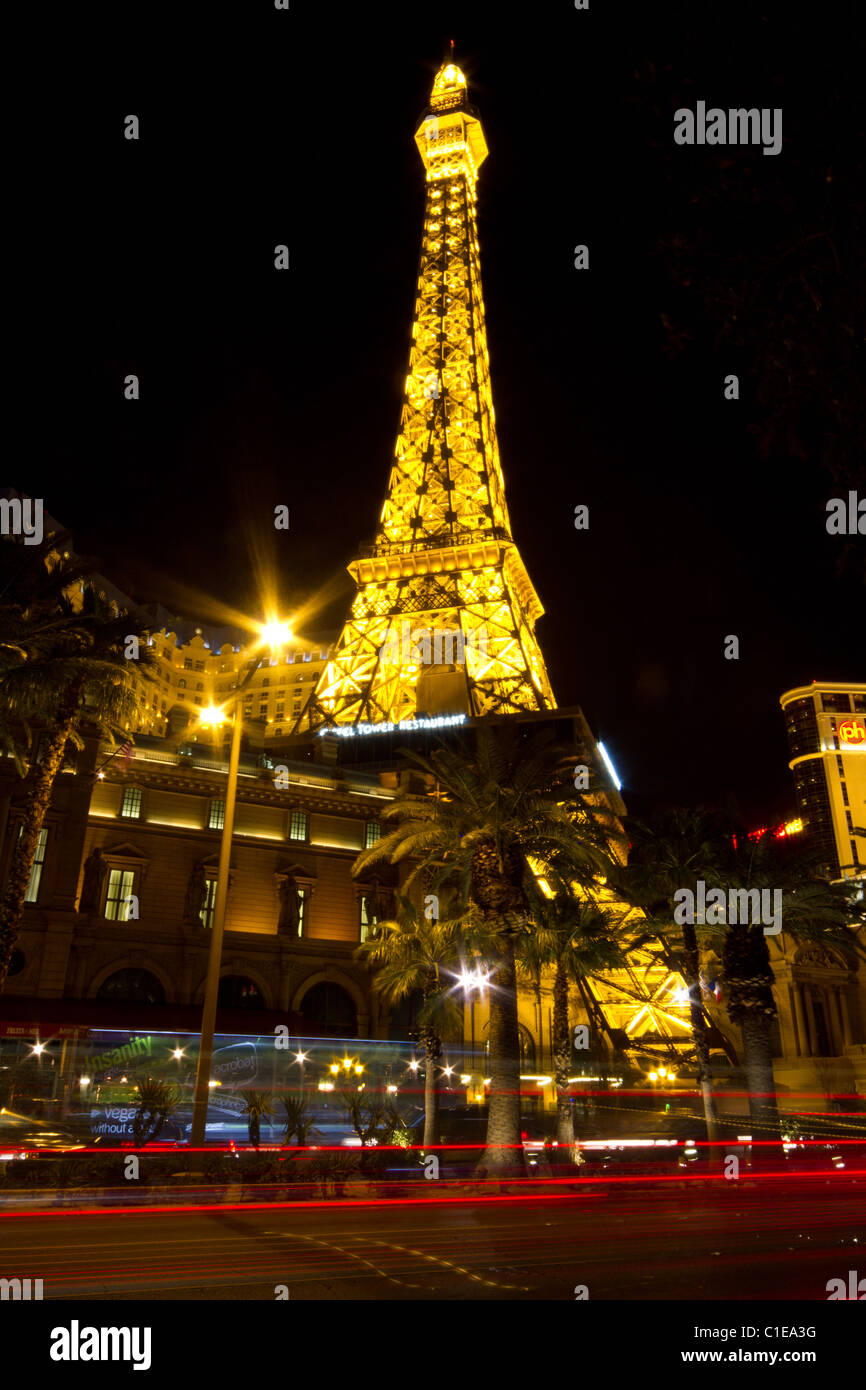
<box><xmin>781</xmin><ymin>681</ymin><xmax>866</xmax><ymax>883</ymax></box>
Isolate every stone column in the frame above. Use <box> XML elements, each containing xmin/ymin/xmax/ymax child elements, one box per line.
<box><xmin>803</xmin><ymin>986</ymin><xmax>818</xmax><ymax>1058</ymax></box>
<box><xmin>791</xmin><ymin>984</ymin><xmax>808</xmax><ymax>1058</ymax></box>
<box><xmin>839</xmin><ymin>992</ymin><xmax>854</xmax><ymax>1047</ymax></box>
<box><xmin>827</xmin><ymin>990</ymin><xmax>844</xmax><ymax>1056</ymax></box>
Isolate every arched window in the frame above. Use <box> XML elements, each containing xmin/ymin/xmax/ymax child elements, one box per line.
<box><xmin>96</xmin><ymin>969</ymin><xmax>165</xmax><ymax>1005</ymax></box>
<box><xmin>518</xmin><ymin>1024</ymin><xmax>536</xmax><ymax>1073</ymax></box>
<box><xmin>217</xmin><ymin>976</ymin><xmax>264</xmax><ymax>1010</ymax></box>
<box><xmin>300</xmin><ymin>982</ymin><xmax>357</xmax><ymax>1038</ymax></box>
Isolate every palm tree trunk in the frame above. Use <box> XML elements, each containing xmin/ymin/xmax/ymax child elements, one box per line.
<box><xmin>423</xmin><ymin>1032</ymin><xmax>439</xmax><ymax>1148</ymax></box>
<box><xmin>478</xmin><ymin>932</ymin><xmax>523</xmax><ymax>1175</ymax></box>
<box><xmin>553</xmin><ymin>960</ymin><xmax>575</xmax><ymax>1158</ymax></box>
<box><xmin>680</xmin><ymin>922</ymin><xmax>721</xmax><ymax>1151</ymax></box>
<box><xmin>0</xmin><ymin>709</ymin><xmax>77</xmax><ymax>990</ymax></box>
<box><xmin>723</xmin><ymin>925</ymin><xmax>781</xmax><ymax>1142</ymax></box>
<box><xmin>739</xmin><ymin>1011</ymin><xmax>781</xmax><ymax>1140</ymax></box>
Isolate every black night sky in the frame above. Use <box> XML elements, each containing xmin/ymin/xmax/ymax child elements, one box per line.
<box><xmin>20</xmin><ymin>2</ymin><xmax>864</xmax><ymax>825</ymax></box>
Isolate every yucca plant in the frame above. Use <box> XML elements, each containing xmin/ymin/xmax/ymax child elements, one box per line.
<box><xmin>131</xmin><ymin>1080</ymin><xmax>181</xmax><ymax>1146</ymax></box>
<box><xmin>243</xmin><ymin>1091</ymin><xmax>273</xmax><ymax>1148</ymax></box>
<box><xmin>281</xmin><ymin>1094</ymin><xmax>314</xmax><ymax>1146</ymax></box>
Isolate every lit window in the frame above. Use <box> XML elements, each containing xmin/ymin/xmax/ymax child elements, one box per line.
<box><xmin>24</xmin><ymin>828</ymin><xmax>48</xmax><ymax>903</ymax></box>
<box><xmin>208</xmin><ymin>799</ymin><xmax>226</xmax><ymax>830</ymax></box>
<box><xmin>289</xmin><ymin>810</ymin><xmax>308</xmax><ymax>842</ymax></box>
<box><xmin>200</xmin><ymin>878</ymin><xmax>218</xmax><ymax>929</ymax></box>
<box><xmin>365</xmin><ymin>821</ymin><xmax>382</xmax><ymax>849</ymax></box>
<box><xmin>105</xmin><ymin>868</ymin><xmax>136</xmax><ymax>921</ymax></box>
<box><xmin>120</xmin><ymin>787</ymin><xmax>143</xmax><ymax>820</ymax></box>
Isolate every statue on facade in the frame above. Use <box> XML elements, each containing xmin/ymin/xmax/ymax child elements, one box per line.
<box><xmin>277</xmin><ymin>872</ymin><xmax>302</xmax><ymax>934</ymax></box>
<box><xmin>79</xmin><ymin>846</ymin><xmax>108</xmax><ymax>913</ymax></box>
<box><xmin>184</xmin><ymin>861</ymin><xmax>207</xmax><ymax>925</ymax></box>
<box><xmin>362</xmin><ymin>878</ymin><xmax>392</xmax><ymax>926</ymax></box>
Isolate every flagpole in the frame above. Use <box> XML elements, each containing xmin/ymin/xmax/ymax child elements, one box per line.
<box><xmin>93</xmin><ymin>741</ymin><xmax>132</xmax><ymax>778</ymax></box>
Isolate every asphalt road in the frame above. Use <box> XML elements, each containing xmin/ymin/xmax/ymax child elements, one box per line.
<box><xmin>2</xmin><ymin>1178</ymin><xmax>864</xmax><ymax>1301</ymax></box>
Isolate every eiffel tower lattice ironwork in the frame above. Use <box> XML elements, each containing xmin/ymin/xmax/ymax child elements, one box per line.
<box><xmin>299</xmin><ymin>57</ymin><xmax>556</xmax><ymax>733</ymax></box>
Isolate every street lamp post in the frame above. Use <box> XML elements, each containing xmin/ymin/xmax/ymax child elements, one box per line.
<box><xmin>189</xmin><ymin>620</ymin><xmax>292</xmax><ymax>1149</ymax></box>
<box><xmin>189</xmin><ymin>698</ymin><xmax>244</xmax><ymax>1149</ymax></box>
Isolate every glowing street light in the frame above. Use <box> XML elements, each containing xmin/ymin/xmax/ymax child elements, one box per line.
<box><xmin>458</xmin><ymin>961</ymin><xmax>489</xmax><ymax>1079</ymax></box>
<box><xmin>197</xmin><ymin>704</ymin><xmax>226</xmax><ymax>729</ymax></box>
<box><xmin>258</xmin><ymin>620</ymin><xmax>293</xmax><ymax>651</ymax></box>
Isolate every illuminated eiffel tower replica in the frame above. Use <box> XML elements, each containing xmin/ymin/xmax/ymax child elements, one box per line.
<box><xmin>291</xmin><ymin>55</ymin><xmax>708</xmax><ymax>1081</ymax></box>
<box><xmin>299</xmin><ymin>55</ymin><xmax>555</xmax><ymax>734</ymax></box>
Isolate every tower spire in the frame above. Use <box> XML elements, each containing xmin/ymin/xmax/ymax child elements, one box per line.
<box><xmin>301</xmin><ymin>61</ymin><xmax>556</xmax><ymax>731</ymax></box>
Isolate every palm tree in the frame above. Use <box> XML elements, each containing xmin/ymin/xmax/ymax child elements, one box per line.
<box><xmin>609</xmin><ymin>808</ymin><xmax>726</xmax><ymax>1146</ymax></box>
<box><xmin>520</xmin><ymin>888</ymin><xmax>626</xmax><ymax>1158</ymax></box>
<box><xmin>717</xmin><ymin>828</ymin><xmax>864</xmax><ymax>1138</ymax></box>
<box><xmin>282</xmin><ymin>1094</ymin><xmax>314</xmax><ymax>1146</ymax></box>
<box><xmin>353</xmin><ymin>724</ymin><xmax>615</xmax><ymax>1173</ymax></box>
<box><xmin>0</xmin><ymin>538</ymin><xmax>153</xmax><ymax>989</ymax></box>
<box><xmin>355</xmin><ymin>896</ymin><xmax>462</xmax><ymax>1148</ymax></box>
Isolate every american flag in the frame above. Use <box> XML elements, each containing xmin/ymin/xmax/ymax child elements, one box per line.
<box><xmin>120</xmin><ymin>741</ymin><xmax>132</xmax><ymax>767</ymax></box>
